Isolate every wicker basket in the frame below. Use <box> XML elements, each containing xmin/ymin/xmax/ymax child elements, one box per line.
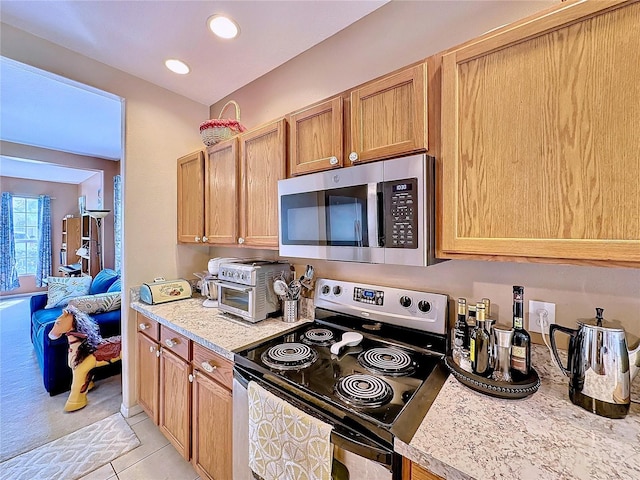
<box><xmin>199</xmin><ymin>100</ymin><xmax>246</xmax><ymax>146</ymax></box>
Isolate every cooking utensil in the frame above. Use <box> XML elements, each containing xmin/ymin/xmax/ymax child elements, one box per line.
<box><xmin>549</xmin><ymin>307</ymin><xmax>640</xmax><ymax>418</ymax></box>
<box><xmin>330</xmin><ymin>332</ymin><xmax>364</xmax><ymax>355</ymax></box>
<box><xmin>273</xmin><ymin>279</ymin><xmax>289</xmax><ymax>297</ymax></box>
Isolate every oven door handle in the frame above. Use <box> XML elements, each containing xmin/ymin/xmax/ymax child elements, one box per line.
<box><xmin>217</xmin><ymin>281</ymin><xmax>253</xmax><ymax>293</ymax></box>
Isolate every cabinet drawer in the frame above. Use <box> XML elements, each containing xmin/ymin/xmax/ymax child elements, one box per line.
<box><xmin>137</xmin><ymin>313</ymin><xmax>159</xmax><ymax>341</ymax></box>
<box><xmin>160</xmin><ymin>325</ymin><xmax>190</xmax><ymax>361</ymax></box>
<box><xmin>192</xmin><ymin>343</ymin><xmax>233</xmax><ymax>390</ymax></box>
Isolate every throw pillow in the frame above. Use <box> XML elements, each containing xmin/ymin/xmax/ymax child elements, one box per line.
<box><xmin>68</xmin><ymin>292</ymin><xmax>121</xmax><ymax>314</ymax></box>
<box><xmin>107</xmin><ymin>278</ymin><xmax>121</xmax><ymax>293</ymax></box>
<box><xmin>45</xmin><ymin>276</ymin><xmax>93</xmax><ymax>309</ymax></box>
<box><xmin>90</xmin><ymin>269</ymin><xmax>119</xmax><ymax>294</ymax></box>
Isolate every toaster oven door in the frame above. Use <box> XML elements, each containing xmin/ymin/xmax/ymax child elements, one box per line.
<box><xmin>217</xmin><ymin>281</ymin><xmax>255</xmax><ymax>321</ymax></box>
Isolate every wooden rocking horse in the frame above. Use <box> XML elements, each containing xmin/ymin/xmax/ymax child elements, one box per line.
<box><xmin>48</xmin><ymin>305</ymin><xmax>122</xmax><ymax>412</ymax></box>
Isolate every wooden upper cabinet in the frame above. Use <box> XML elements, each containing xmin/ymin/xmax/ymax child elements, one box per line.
<box><xmin>177</xmin><ymin>150</ymin><xmax>205</xmax><ymax>244</ymax></box>
<box><xmin>239</xmin><ymin>118</ymin><xmax>287</xmax><ymax>248</ymax></box>
<box><xmin>350</xmin><ymin>63</ymin><xmax>427</xmax><ymax>164</ymax></box>
<box><xmin>289</xmin><ymin>97</ymin><xmax>343</xmax><ymax>176</ymax></box>
<box><xmin>440</xmin><ymin>0</ymin><xmax>640</xmax><ymax>265</ymax></box>
<box><xmin>205</xmin><ymin>139</ymin><xmax>239</xmax><ymax>245</ymax></box>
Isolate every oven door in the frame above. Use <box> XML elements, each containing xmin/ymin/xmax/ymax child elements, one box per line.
<box><xmin>217</xmin><ymin>281</ymin><xmax>255</xmax><ymax>322</ymax></box>
<box><xmin>233</xmin><ymin>365</ymin><xmax>399</xmax><ymax>480</ymax></box>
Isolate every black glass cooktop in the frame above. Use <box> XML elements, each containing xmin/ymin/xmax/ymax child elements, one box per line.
<box><xmin>235</xmin><ymin>322</ymin><xmax>442</xmax><ymax>427</ymax></box>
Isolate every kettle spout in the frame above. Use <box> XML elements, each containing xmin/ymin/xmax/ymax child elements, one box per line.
<box><xmin>631</xmin><ymin>344</ymin><xmax>640</xmax><ymax>382</ymax></box>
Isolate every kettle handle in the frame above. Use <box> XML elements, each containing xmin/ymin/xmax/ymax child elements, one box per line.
<box><xmin>549</xmin><ymin>324</ymin><xmax>577</xmax><ymax>377</ymax></box>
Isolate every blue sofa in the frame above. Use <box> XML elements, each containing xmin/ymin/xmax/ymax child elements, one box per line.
<box><xmin>30</xmin><ymin>269</ymin><xmax>122</xmax><ymax>395</ymax></box>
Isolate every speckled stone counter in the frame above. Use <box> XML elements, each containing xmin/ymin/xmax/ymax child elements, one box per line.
<box><xmin>396</xmin><ymin>345</ymin><xmax>640</xmax><ymax>480</ymax></box>
<box><xmin>130</xmin><ymin>296</ymin><xmax>311</xmax><ymax>360</ymax></box>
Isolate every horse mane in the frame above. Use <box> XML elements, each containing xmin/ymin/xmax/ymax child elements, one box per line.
<box><xmin>64</xmin><ymin>305</ymin><xmax>103</xmax><ymax>367</ymax></box>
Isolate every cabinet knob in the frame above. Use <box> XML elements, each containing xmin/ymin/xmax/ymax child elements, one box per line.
<box><xmin>349</xmin><ymin>152</ymin><xmax>358</xmax><ymax>163</ymax></box>
<box><xmin>195</xmin><ymin>236</ymin><xmax>201</xmax><ymax>242</ymax></box>
<box><xmin>149</xmin><ymin>346</ymin><xmax>155</xmax><ymax>353</ymax></box>
<box><xmin>200</xmin><ymin>361</ymin><xmax>217</xmax><ymax>373</ymax></box>
<box><xmin>188</xmin><ymin>373</ymin><xmax>194</xmax><ymax>383</ymax></box>
<box><xmin>164</xmin><ymin>338</ymin><xmax>178</xmax><ymax>348</ymax></box>
<box><xmin>139</xmin><ymin>323</ymin><xmax>148</xmax><ymax>330</ymax></box>
<box><xmin>329</xmin><ymin>156</ymin><xmax>338</xmax><ymax>166</ymax></box>
<box><xmin>202</xmin><ymin>236</ymin><xmax>209</xmax><ymax>242</ymax></box>
<box><xmin>238</xmin><ymin>237</ymin><xmax>245</xmax><ymax>244</ymax></box>
<box><xmin>156</xmin><ymin>349</ymin><xmax>160</xmax><ymax>358</ymax></box>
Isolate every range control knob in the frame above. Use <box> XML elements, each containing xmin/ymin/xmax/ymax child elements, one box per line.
<box><xmin>322</xmin><ymin>285</ymin><xmax>331</xmax><ymax>295</ymax></box>
<box><xmin>418</xmin><ymin>300</ymin><xmax>431</xmax><ymax>313</ymax></box>
<box><xmin>333</xmin><ymin>286</ymin><xmax>342</xmax><ymax>296</ymax></box>
<box><xmin>399</xmin><ymin>296</ymin><xmax>412</xmax><ymax>308</ymax></box>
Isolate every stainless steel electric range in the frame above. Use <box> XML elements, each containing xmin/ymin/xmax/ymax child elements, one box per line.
<box><xmin>233</xmin><ymin>278</ymin><xmax>449</xmax><ymax>480</ymax></box>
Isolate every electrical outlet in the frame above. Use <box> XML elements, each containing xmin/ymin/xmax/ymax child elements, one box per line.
<box><xmin>528</xmin><ymin>300</ymin><xmax>555</xmax><ymax>334</ymax></box>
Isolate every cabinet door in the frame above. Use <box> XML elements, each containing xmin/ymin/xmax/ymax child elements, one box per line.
<box><xmin>440</xmin><ymin>1</ymin><xmax>640</xmax><ymax>265</ymax></box>
<box><xmin>205</xmin><ymin>139</ymin><xmax>239</xmax><ymax>245</ymax></box>
<box><xmin>411</xmin><ymin>462</ymin><xmax>444</xmax><ymax>480</ymax></box>
<box><xmin>136</xmin><ymin>332</ymin><xmax>159</xmax><ymax>424</ymax></box>
<box><xmin>239</xmin><ymin>118</ymin><xmax>287</xmax><ymax>248</ymax></box>
<box><xmin>350</xmin><ymin>63</ymin><xmax>426</xmax><ymax>164</ymax></box>
<box><xmin>177</xmin><ymin>150</ymin><xmax>205</xmax><ymax>244</ymax></box>
<box><xmin>289</xmin><ymin>97</ymin><xmax>343</xmax><ymax>176</ymax></box>
<box><xmin>192</xmin><ymin>371</ymin><xmax>233</xmax><ymax>480</ymax></box>
<box><xmin>159</xmin><ymin>347</ymin><xmax>191</xmax><ymax>460</ymax></box>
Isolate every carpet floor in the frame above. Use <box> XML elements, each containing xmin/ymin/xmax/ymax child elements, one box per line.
<box><xmin>0</xmin><ymin>296</ymin><xmax>124</xmax><ymax>463</ymax></box>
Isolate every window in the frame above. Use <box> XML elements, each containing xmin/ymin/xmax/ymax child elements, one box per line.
<box><xmin>12</xmin><ymin>196</ymin><xmax>39</xmax><ymax>275</ymax></box>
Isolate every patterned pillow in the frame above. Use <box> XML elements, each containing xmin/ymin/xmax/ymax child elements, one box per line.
<box><xmin>45</xmin><ymin>276</ymin><xmax>93</xmax><ymax>309</ymax></box>
<box><xmin>68</xmin><ymin>292</ymin><xmax>122</xmax><ymax>314</ymax></box>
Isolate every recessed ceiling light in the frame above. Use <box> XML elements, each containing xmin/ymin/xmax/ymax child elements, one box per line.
<box><xmin>208</xmin><ymin>15</ymin><xmax>239</xmax><ymax>39</ymax></box>
<box><xmin>165</xmin><ymin>59</ymin><xmax>190</xmax><ymax>75</ymax></box>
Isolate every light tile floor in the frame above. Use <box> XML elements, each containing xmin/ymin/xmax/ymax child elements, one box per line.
<box><xmin>78</xmin><ymin>411</ymin><xmax>200</xmax><ymax>480</ymax></box>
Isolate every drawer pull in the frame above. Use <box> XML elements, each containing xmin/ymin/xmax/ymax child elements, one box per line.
<box><xmin>201</xmin><ymin>362</ymin><xmax>217</xmax><ymax>373</ymax></box>
<box><xmin>139</xmin><ymin>323</ymin><xmax>149</xmax><ymax>330</ymax></box>
<box><xmin>164</xmin><ymin>338</ymin><xmax>178</xmax><ymax>348</ymax></box>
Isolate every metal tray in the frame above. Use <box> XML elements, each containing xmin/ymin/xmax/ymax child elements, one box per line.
<box><xmin>444</xmin><ymin>355</ymin><xmax>540</xmax><ymax>399</ymax></box>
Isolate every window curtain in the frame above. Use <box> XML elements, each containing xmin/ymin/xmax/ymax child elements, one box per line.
<box><xmin>0</xmin><ymin>192</ymin><xmax>20</xmax><ymax>291</ymax></box>
<box><xmin>36</xmin><ymin>194</ymin><xmax>52</xmax><ymax>287</ymax></box>
<box><xmin>113</xmin><ymin>175</ymin><xmax>122</xmax><ymax>273</ymax></box>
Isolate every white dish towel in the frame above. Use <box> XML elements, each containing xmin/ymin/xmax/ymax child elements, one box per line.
<box><xmin>248</xmin><ymin>380</ymin><xmax>333</xmax><ymax>480</ymax></box>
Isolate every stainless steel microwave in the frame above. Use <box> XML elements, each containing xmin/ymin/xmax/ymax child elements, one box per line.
<box><xmin>278</xmin><ymin>153</ymin><xmax>437</xmax><ymax>266</ymax></box>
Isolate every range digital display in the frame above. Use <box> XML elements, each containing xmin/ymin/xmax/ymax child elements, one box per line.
<box><xmin>362</xmin><ymin>289</ymin><xmax>375</xmax><ymax>299</ymax></box>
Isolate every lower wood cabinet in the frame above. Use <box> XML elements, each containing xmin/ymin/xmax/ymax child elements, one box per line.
<box><xmin>403</xmin><ymin>458</ymin><xmax>444</xmax><ymax>480</ymax></box>
<box><xmin>159</xmin><ymin>346</ymin><xmax>191</xmax><ymax>459</ymax></box>
<box><xmin>135</xmin><ymin>312</ymin><xmax>233</xmax><ymax>479</ymax></box>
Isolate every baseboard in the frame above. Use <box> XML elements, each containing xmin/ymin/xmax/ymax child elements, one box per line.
<box><xmin>120</xmin><ymin>402</ymin><xmax>143</xmax><ymax>418</ymax></box>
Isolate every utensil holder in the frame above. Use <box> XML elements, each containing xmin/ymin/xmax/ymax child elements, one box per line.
<box><xmin>283</xmin><ymin>300</ymin><xmax>298</xmax><ymax>323</ymax></box>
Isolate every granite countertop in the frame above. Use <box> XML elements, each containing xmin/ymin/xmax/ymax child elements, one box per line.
<box><xmin>396</xmin><ymin>345</ymin><xmax>640</xmax><ymax>480</ymax></box>
<box><xmin>130</xmin><ymin>296</ymin><xmax>311</xmax><ymax>360</ymax></box>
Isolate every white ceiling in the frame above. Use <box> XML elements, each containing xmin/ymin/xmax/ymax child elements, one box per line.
<box><xmin>0</xmin><ymin>156</ymin><xmax>100</xmax><ymax>184</ymax></box>
<box><xmin>0</xmin><ymin>0</ymin><xmax>389</xmax><ymax>106</ymax></box>
<box><xmin>0</xmin><ymin>0</ymin><xmax>388</xmax><ymax>179</ymax></box>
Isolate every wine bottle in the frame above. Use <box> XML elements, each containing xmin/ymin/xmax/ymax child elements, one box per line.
<box><xmin>465</xmin><ymin>304</ymin><xmax>476</xmax><ymax>350</ymax></box>
<box><xmin>454</xmin><ymin>298</ymin><xmax>468</xmax><ymax>352</ymax></box>
<box><xmin>471</xmin><ymin>302</ymin><xmax>492</xmax><ymax>376</ymax></box>
<box><xmin>510</xmin><ymin>285</ymin><xmax>531</xmax><ymax>379</ymax></box>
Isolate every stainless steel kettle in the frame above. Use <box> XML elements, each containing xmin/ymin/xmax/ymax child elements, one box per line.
<box><xmin>550</xmin><ymin>308</ymin><xmax>640</xmax><ymax>418</ymax></box>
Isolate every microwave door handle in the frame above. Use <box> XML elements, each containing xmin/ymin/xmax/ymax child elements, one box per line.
<box><xmin>217</xmin><ymin>281</ymin><xmax>253</xmax><ymax>293</ymax></box>
<box><xmin>366</xmin><ymin>183</ymin><xmax>380</xmax><ymax>247</ymax></box>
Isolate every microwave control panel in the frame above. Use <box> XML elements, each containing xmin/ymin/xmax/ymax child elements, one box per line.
<box><xmin>384</xmin><ymin>178</ymin><xmax>418</xmax><ymax>249</ymax></box>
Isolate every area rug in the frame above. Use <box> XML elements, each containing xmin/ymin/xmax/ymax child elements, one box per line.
<box><xmin>0</xmin><ymin>297</ymin><xmax>123</xmax><ymax>462</ymax></box>
<box><xmin>0</xmin><ymin>412</ymin><xmax>140</xmax><ymax>480</ymax></box>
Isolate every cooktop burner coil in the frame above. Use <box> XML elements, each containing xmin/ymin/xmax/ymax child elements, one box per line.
<box><xmin>261</xmin><ymin>343</ymin><xmax>318</xmax><ymax>371</ymax></box>
<box><xmin>335</xmin><ymin>374</ymin><xmax>394</xmax><ymax>408</ymax></box>
<box><xmin>358</xmin><ymin>347</ymin><xmax>416</xmax><ymax>376</ymax></box>
<box><xmin>301</xmin><ymin>328</ymin><xmax>335</xmax><ymax>346</ymax></box>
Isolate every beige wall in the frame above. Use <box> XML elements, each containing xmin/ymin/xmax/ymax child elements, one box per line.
<box><xmin>210</xmin><ymin>0</ymin><xmax>640</xmax><ymax>343</ymax></box>
<box><xmin>79</xmin><ymin>172</ymin><xmax>102</xmax><ymax>210</ymax></box>
<box><xmin>1</xmin><ymin>24</ymin><xmax>210</xmax><ymax>413</ymax></box>
<box><xmin>0</xmin><ymin>176</ymin><xmax>78</xmax><ymax>296</ymax></box>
